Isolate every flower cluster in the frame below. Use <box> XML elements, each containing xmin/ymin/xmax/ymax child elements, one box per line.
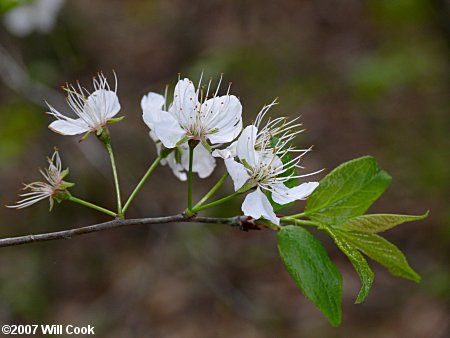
<box><xmin>11</xmin><ymin>72</ymin><xmax>319</xmax><ymax>225</ymax></box>
<box><xmin>6</xmin><ymin>71</ymin><xmax>427</xmax><ymax>327</ymax></box>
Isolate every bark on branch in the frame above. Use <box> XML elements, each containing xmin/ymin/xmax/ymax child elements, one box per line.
<box><xmin>0</xmin><ymin>214</ymin><xmax>258</xmax><ymax>248</ymax></box>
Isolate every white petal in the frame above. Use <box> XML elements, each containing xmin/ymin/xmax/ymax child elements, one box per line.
<box><xmin>48</xmin><ymin>118</ymin><xmax>90</xmax><ymax>136</ymax></box>
<box><xmin>146</xmin><ymin>111</ymin><xmax>186</xmax><ymax>148</ymax></box>
<box><xmin>85</xmin><ymin>89</ymin><xmax>121</xmax><ymax>122</ymax></box>
<box><xmin>242</xmin><ymin>188</ymin><xmax>279</xmax><ymax>225</ymax></box>
<box><xmin>236</xmin><ymin>125</ymin><xmax>258</xmax><ymax>167</ymax></box>
<box><xmin>271</xmin><ymin>182</ymin><xmax>319</xmax><ymax>205</ymax></box>
<box><xmin>202</xmin><ymin>95</ymin><xmax>243</xmax><ymax>144</ymax></box>
<box><xmin>141</xmin><ymin>92</ymin><xmax>165</xmax><ymax>112</ymax></box>
<box><xmin>224</xmin><ymin>159</ymin><xmax>250</xmax><ymax>191</ymax></box>
<box><xmin>179</xmin><ymin>143</ymin><xmax>216</xmax><ymax>179</ymax></box>
<box><xmin>171</xmin><ymin>78</ymin><xmax>199</xmax><ymax>127</ymax></box>
<box><xmin>143</xmin><ymin>107</ymin><xmax>162</xmax><ymax>131</ymax></box>
<box><xmin>191</xmin><ymin>144</ymin><xmax>216</xmax><ymax>178</ymax></box>
<box><xmin>212</xmin><ymin>141</ymin><xmax>237</xmax><ymax>159</ymax></box>
<box><xmin>149</xmin><ymin>130</ymin><xmax>159</xmax><ymax>143</ymax></box>
<box><xmin>165</xmin><ymin>152</ymin><xmax>187</xmax><ymax>181</ymax></box>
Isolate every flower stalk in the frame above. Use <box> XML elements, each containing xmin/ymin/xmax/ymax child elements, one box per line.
<box><xmin>187</xmin><ymin>140</ymin><xmax>197</xmax><ymax>212</ymax></box>
<box><xmin>122</xmin><ymin>155</ymin><xmax>163</xmax><ymax>214</ymax></box>
<box><xmin>192</xmin><ymin>172</ymin><xmax>229</xmax><ymax>211</ymax></box>
<box><xmin>68</xmin><ymin>196</ymin><xmax>117</xmax><ymax>218</ymax></box>
<box><xmin>192</xmin><ymin>190</ymin><xmax>242</xmax><ymax>213</ymax></box>
<box><xmin>98</xmin><ymin>128</ymin><xmax>123</xmax><ymax>217</ymax></box>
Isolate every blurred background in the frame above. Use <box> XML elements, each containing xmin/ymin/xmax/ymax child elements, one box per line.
<box><xmin>0</xmin><ymin>0</ymin><xmax>449</xmax><ymax>337</ymax></box>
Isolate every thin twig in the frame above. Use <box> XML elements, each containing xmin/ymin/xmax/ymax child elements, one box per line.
<box><xmin>0</xmin><ymin>214</ymin><xmax>256</xmax><ymax>248</ymax></box>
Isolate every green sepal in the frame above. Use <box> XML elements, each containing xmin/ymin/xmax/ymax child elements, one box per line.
<box><xmin>50</xmin><ymin>189</ymin><xmax>72</xmax><ymax>211</ymax></box>
<box><xmin>53</xmin><ymin>189</ymin><xmax>72</xmax><ymax>203</ymax></box>
<box><xmin>48</xmin><ymin>197</ymin><xmax>54</xmax><ymax>212</ymax></box>
<box><xmin>59</xmin><ymin>180</ymin><xmax>75</xmax><ymax>190</ymax></box>
<box><xmin>174</xmin><ymin>147</ymin><xmax>182</xmax><ymax>164</ymax></box>
<box><xmin>79</xmin><ymin>131</ymin><xmax>92</xmax><ymax>142</ymax></box>
<box><xmin>160</xmin><ymin>147</ymin><xmax>174</xmax><ymax>160</ymax></box>
<box><xmin>176</xmin><ymin>136</ymin><xmax>188</xmax><ymax>147</ymax></box>
<box><xmin>236</xmin><ymin>180</ymin><xmax>257</xmax><ymax>194</ymax></box>
<box><xmin>201</xmin><ymin>139</ymin><xmax>213</xmax><ymax>153</ymax></box>
<box><xmin>107</xmin><ymin>116</ymin><xmax>125</xmax><ymax>124</ymax></box>
<box><xmin>241</xmin><ymin>159</ymin><xmax>252</xmax><ymax>171</ymax></box>
<box><xmin>60</xmin><ymin>168</ymin><xmax>70</xmax><ymax>179</ymax></box>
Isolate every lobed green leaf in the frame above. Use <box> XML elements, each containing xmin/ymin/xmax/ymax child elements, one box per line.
<box><xmin>305</xmin><ymin>156</ymin><xmax>391</xmax><ymax>226</ymax></box>
<box><xmin>277</xmin><ymin>226</ymin><xmax>342</xmax><ymax>326</ymax></box>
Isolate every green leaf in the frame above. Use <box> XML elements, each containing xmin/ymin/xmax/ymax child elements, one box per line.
<box><xmin>340</xmin><ymin>211</ymin><xmax>429</xmax><ymax>233</ymax></box>
<box><xmin>325</xmin><ymin>227</ymin><xmax>374</xmax><ymax>304</ymax></box>
<box><xmin>336</xmin><ymin>230</ymin><xmax>421</xmax><ymax>283</ymax></box>
<box><xmin>266</xmin><ymin>137</ymin><xmax>299</xmax><ymax>211</ymax></box>
<box><xmin>305</xmin><ymin>156</ymin><xmax>391</xmax><ymax>226</ymax></box>
<box><xmin>277</xmin><ymin>226</ymin><xmax>342</xmax><ymax>326</ymax></box>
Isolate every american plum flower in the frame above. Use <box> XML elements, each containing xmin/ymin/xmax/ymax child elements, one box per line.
<box><xmin>214</xmin><ymin>102</ymin><xmax>319</xmax><ymax>225</ymax></box>
<box><xmin>7</xmin><ymin>150</ymin><xmax>74</xmax><ymax>210</ymax></box>
<box><xmin>141</xmin><ymin>78</ymin><xmax>244</xmax><ymax>180</ymax></box>
<box><xmin>142</xmin><ymin>76</ymin><xmax>242</xmax><ymax>150</ymax></box>
<box><xmin>47</xmin><ymin>72</ymin><xmax>122</xmax><ymax>137</ymax></box>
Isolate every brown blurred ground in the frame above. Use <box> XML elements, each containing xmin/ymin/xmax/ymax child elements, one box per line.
<box><xmin>0</xmin><ymin>0</ymin><xmax>449</xmax><ymax>337</ymax></box>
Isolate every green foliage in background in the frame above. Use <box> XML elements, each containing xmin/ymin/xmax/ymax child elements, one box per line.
<box><xmin>0</xmin><ymin>100</ymin><xmax>43</xmax><ymax>166</ymax></box>
<box><xmin>0</xmin><ymin>0</ymin><xmax>31</xmax><ymax>15</ymax></box>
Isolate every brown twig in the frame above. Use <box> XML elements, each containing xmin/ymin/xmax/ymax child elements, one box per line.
<box><xmin>0</xmin><ymin>214</ymin><xmax>256</xmax><ymax>248</ymax></box>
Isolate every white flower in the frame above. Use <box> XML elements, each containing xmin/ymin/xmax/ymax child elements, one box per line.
<box><xmin>3</xmin><ymin>0</ymin><xmax>65</xmax><ymax>37</ymax></box>
<box><xmin>218</xmin><ymin>102</ymin><xmax>320</xmax><ymax>225</ymax></box>
<box><xmin>142</xmin><ymin>76</ymin><xmax>242</xmax><ymax>149</ymax></box>
<box><xmin>7</xmin><ymin>150</ymin><xmax>73</xmax><ymax>210</ymax></box>
<box><xmin>142</xmin><ymin>92</ymin><xmax>216</xmax><ymax>180</ymax></box>
<box><xmin>47</xmin><ymin>72</ymin><xmax>121</xmax><ymax>136</ymax></box>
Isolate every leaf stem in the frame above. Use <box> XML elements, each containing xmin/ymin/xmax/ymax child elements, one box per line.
<box><xmin>122</xmin><ymin>155</ymin><xmax>162</xmax><ymax>214</ymax></box>
<box><xmin>281</xmin><ymin>217</ymin><xmax>320</xmax><ymax>228</ymax></box>
<box><xmin>289</xmin><ymin>212</ymin><xmax>308</xmax><ymax>219</ymax></box>
<box><xmin>192</xmin><ymin>173</ymin><xmax>229</xmax><ymax>210</ymax></box>
<box><xmin>68</xmin><ymin>196</ymin><xmax>117</xmax><ymax>218</ymax></box>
